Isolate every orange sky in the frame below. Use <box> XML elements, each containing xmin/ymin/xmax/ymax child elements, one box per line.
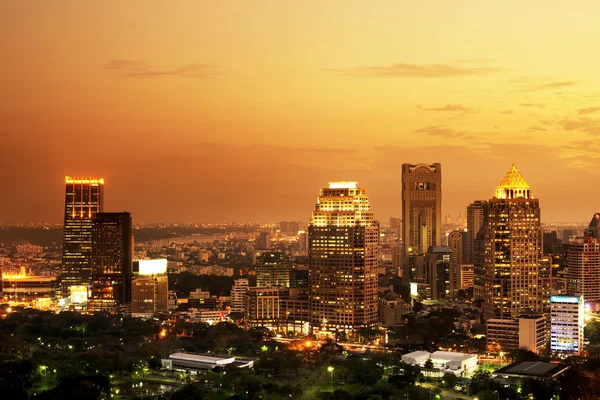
<box><xmin>2</xmin><ymin>1</ymin><xmax>600</xmax><ymax>223</ymax></box>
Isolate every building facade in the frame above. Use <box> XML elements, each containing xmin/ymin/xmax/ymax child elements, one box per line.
<box><xmin>89</xmin><ymin>212</ymin><xmax>133</xmax><ymax>312</ymax></box>
<box><xmin>255</xmin><ymin>251</ymin><xmax>291</xmax><ymax>287</ymax></box>
<box><xmin>401</xmin><ymin>163</ymin><xmax>442</xmax><ymax>284</ymax></box>
<box><xmin>482</xmin><ymin>165</ymin><xmax>546</xmax><ymax>320</ymax></box>
<box><xmin>550</xmin><ymin>296</ymin><xmax>584</xmax><ymax>355</ymax></box>
<box><xmin>61</xmin><ymin>177</ymin><xmax>104</xmax><ymax>294</ymax></box>
<box><xmin>308</xmin><ymin>181</ymin><xmax>379</xmax><ymax>334</ymax></box>
<box><xmin>567</xmin><ymin>236</ymin><xmax>600</xmax><ymax>302</ymax></box>
<box><xmin>230</xmin><ymin>278</ymin><xmax>249</xmax><ymax>313</ymax></box>
<box><xmin>466</xmin><ymin>200</ymin><xmax>488</xmax><ymax>265</ymax></box>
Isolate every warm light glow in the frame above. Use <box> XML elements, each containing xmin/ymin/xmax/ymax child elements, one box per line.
<box><xmin>305</xmin><ymin>340</ymin><xmax>312</xmax><ymax>348</ymax></box>
<box><xmin>327</xmin><ymin>366</ymin><xmax>334</xmax><ymax>373</ymax></box>
<box><xmin>328</xmin><ymin>181</ymin><xmax>358</xmax><ymax>189</ymax></box>
<box><xmin>137</xmin><ymin>259</ymin><xmax>168</xmax><ymax>276</ymax></box>
<box><xmin>159</xmin><ymin>329</ymin><xmax>167</xmax><ymax>338</ymax></box>
<box><xmin>65</xmin><ymin>176</ymin><xmax>105</xmax><ymax>185</ymax></box>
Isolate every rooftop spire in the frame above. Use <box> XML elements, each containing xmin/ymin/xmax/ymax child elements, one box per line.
<box><xmin>495</xmin><ymin>164</ymin><xmax>532</xmax><ymax>199</ymax></box>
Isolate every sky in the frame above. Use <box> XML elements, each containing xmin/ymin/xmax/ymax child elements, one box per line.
<box><xmin>2</xmin><ymin>1</ymin><xmax>600</xmax><ymax>223</ymax></box>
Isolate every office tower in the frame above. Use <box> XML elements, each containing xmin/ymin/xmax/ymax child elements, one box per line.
<box><xmin>567</xmin><ymin>237</ymin><xmax>600</xmax><ymax>301</ymax></box>
<box><xmin>550</xmin><ymin>295</ymin><xmax>584</xmax><ymax>355</ymax></box>
<box><xmin>230</xmin><ymin>278</ymin><xmax>249</xmax><ymax>313</ymax></box>
<box><xmin>401</xmin><ymin>163</ymin><xmax>442</xmax><ymax>284</ymax></box>
<box><xmin>61</xmin><ymin>177</ymin><xmax>104</xmax><ymax>294</ymax></box>
<box><xmin>89</xmin><ymin>212</ymin><xmax>133</xmax><ymax>312</ymax></box>
<box><xmin>308</xmin><ymin>181</ymin><xmax>379</xmax><ymax>334</ymax></box>
<box><xmin>584</xmin><ymin>213</ymin><xmax>600</xmax><ymax>240</ymax></box>
<box><xmin>279</xmin><ymin>221</ymin><xmax>300</xmax><ymax>235</ymax></box>
<box><xmin>131</xmin><ymin>259</ymin><xmax>168</xmax><ymax>318</ymax></box>
<box><xmin>448</xmin><ymin>230</ymin><xmax>464</xmax><ymax>293</ymax></box>
<box><xmin>290</xmin><ymin>264</ymin><xmax>309</xmax><ymax>289</ymax></box>
<box><xmin>391</xmin><ymin>243</ymin><xmax>403</xmax><ymax>277</ymax></box>
<box><xmin>466</xmin><ymin>201</ymin><xmax>488</xmax><ymax>264</ymax></box>
<box><xmin>256</xmin><ymin>231</ymin><xmax>271</xmax><ymax>249</ymax></box>
<box><xmin>483</xmin><ymin>165</ymin><xmax>544</xmax><ymax>320</ymax></box>
<box><xmin>461</xmin><ymin>264</ymin><xmax>474</xmax><ymax>290</ymax></box>
<box><xmin>256</xmin><ymin>251</ymin><xmax>291</xmax><ymax>287</ymax></box>
<box><xmin>426</xmin><ymin>246</ymin><xmax>452</xmax><ymax>299</ymax></box>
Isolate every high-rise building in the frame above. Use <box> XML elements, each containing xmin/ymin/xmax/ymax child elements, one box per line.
<box><xmin>567</xmin><ymin>237</ymin><xmax>600</xmax><ymax>302</ymax></box>
<box><xmin>466</xmin><ymin>201</ymin><xmax>488</xmax><ymax>265</ymax></box>
<box><xmin>62</xmin><ymin>177</ymin><xmax>104</xmax><ymax>295</ymax></box>
<box><xmin>562</xmin><ymin>229</ymin><xmax>577</xmax><ymax>244</ymax></box>
<box><xmin>447</xmin><ymin>230</ymin><xmax>464</xmax><ymax>294</ymax></box>
<box><xmin>584</xmin><ymin>213</ymin><xmax>600</xmax><ymax>240</ymax></box>
<box><xmin>255</xmin><ymin>251</ymin><xmax>291</xmax><ymax>287</ymax></box>
<box><xmin>550</xmin><ymin>295</ymin><xmax>584</xmax><ymax>355</ymax></box>
<box><xmin>482</xmin><ymin>165</ymin><xmax>545</xmax><ymax>320</ymax></box>
<box><xmin>426</xmin><ymin>246</ymin><xmax>453</xmax><ymax>299</ymax></box>
<box><xmin>89</xmin><ymin>212</ymin><xmax>133</xmax><ymax>312</ymax></box>
<box><xmin>256</xmin><ymin>231</ymin><xmax>271</xmax><ymax>250</ymax></box>
<box><xmin>308</xmin><ymin>181</ymin><xmax>379</xmax><ymax>334</ymax></box>
<box><xmin>230</xmin><ymin>278</ymin><xmax>249</xmax><ymax>313</ymax></box>
<box><xmin>473</xmin><ymin>227</ymin><xmax>488</xmax><ymax>300</ymax></box>
<box><xmin>279</xmin><ymin>221</ymin><xmax>300</xmax><ymax>235</ymax></box>
<box><xmin>131</xmin><ymin>259</ymin><xmax>168</xmax><ymax>318</ymax></box>
<box><xmin>401</xmin><ymin>163</ymin><xmax>442</xmax><ymax>284</ymax></box>
<box><xmin>391</xmin><ymin>243</ymin><xmax>403</xmax><ymax>277</ymax></box>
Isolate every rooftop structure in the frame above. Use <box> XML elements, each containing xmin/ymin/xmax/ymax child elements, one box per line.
<box><xmin>492</xmin><ymin>361</ymin><xmax>570</xmax><ymax>382</ymax></box>
<box><xmin>401</xmin><ymin>350</ymin><xmax>477</xmax><ymax>376</ymax></box>
<box><xmin>161</xmin><ymin>352</ymin><xmax>253</xmax><ymax>373</ymax></box>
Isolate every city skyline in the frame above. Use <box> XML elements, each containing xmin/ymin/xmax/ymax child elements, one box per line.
<box><xmin>4</xmin><ymin>2</ymin><xmax>600</xmax><ymax>223</ymax></box>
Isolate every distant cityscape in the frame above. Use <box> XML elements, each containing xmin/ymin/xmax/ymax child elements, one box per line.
<box><xmin>0</xmin><ymin>164</ymin><xmax>599</xmax><ymax>399</ymax></box>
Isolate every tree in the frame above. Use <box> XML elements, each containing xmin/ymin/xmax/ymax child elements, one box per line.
<box><xmin>442</xmin><ymin>372</ymin><xmax>457</xmax><ymax>388</ymax></box>
<box><xmin>413</xmin><ymin>302</ymin><xmax>424</xmax><ymax>313</ymax></box>
<box><xmin>509</xmin><ymin>348</ymin><xmax>540</xmax><ymax>363</ymax></box>
<box><xmin>423</xmin><ymin>358</ymin><xmax>434</xmax><ymax>369</ymax></box>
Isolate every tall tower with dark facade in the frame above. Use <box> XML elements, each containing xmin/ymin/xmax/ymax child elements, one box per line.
<box><xmin>466</xmin><ymin>200</ymin><xmax>488</xmax><ymax>264</ymax></box>
<box><xmin>89</xmin><ymin>212</ymin><xmax>133</xmax><ymax>312</ymax></box>
<box><xmin>482</xmin><ymin>165</ymin><xmax>546</xmax><ymax>320</ymax></box>
<box><xmin>61</xmin><ymin>177</ymin><xmax>104</xmax><ymax>294</ymax></box>
<box><xmin>308</xmin><ymin>182</ymin><xmax>379</xmax><ymax>334</ymax></box>
<box><xmin>401</xmin><ymin>163</ymin><xmax>442</xmax><ymax>284</ymax></box>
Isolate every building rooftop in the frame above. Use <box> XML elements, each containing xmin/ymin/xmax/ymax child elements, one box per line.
<box><xmin>497</xmin><ymin>164</ymin><xmax>529</xmax><ymax>190</ymax></box>
<box><xmin>168</xmin><ymin>353</ymin><xmax>235</xmax><ymax>365</ymax></box>
<box><xmin>493</xmin><ymin>361</ymin><xmax>570</xmax><ymax>379</ymax></box>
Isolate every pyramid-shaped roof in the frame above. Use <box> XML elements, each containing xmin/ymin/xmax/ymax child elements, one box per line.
<box><xmin>497</xmin><ymin>164</ymin><xmax>530</xmax><ymax>190</ymax></box>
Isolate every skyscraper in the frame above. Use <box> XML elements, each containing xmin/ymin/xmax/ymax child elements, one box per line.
<box><xmin>89</xmin><ymin>212</ymin><xmax>133</xmax><ymax>312</ymax></box>
<box><xmin>426</xmin><ymin>246</ymin><xmax>452</xmax><ymax>299</ymax></box>
<box><xmin>584</xmin><ymin>213</ymin><xmax>600</xmax><ymax>240</ymax></box>
<box><xmin>482</xmin><ymin>165</ymin><xmax>544</xmax><ymax>320</ymax></box>
<box><xmin>308</xmin><ymin>182</ymin><xmax>379</xmax><ymax>334</ymax></box>
<box><xmin>256</xmin><ymin>251</ymin><xmax>291</xmax><ymax>287</ymax></box>
<box><xmin>466</xmin><ymin>200</ymin><xmax>488</xmax><ymax>264</ymax></box>
<box><xmin>567</xmin><ymin>236</ymin><xmax>600</xmax><ymax>302</ymax></box>
<box><xmin>401</xmin><ymin>163</ymin><xmax>442</xmax><ymax>284</ymax></box>
<box><xmin>448</xmin><ymin>230</ymin><xmax>464</xmax><ymax>295</ymax></box>
<box><xmin>550</xmin><ymin>295</ymin><xmax>584</xmax><ymax>355</ymax></box>
<box><xmin>61</xmin><ymin>177</ymin><xmax>104</xmax><ymax>295</ymax></box>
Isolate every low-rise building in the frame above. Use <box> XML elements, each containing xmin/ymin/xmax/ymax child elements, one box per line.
<box><xmin>401</xmin><ymin>350</ymin><xmax>477</xmax><ymax>376</ymax></box>
<box><xmin>161</xmin><ymin>353</ymin><xmax>253</xmax><ymax>373</ymax></box>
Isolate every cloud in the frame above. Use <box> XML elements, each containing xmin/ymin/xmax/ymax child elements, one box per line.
<box><xmin>499</xmin><ymin>110</ymin><xmax>514</xmax><ymax>114</ymax></box>
<box><xmin>414</xmin><ymin>125</ymin><xmax>469</xmax><ymax>138</ymax></box>
<box><xmin>557</xmin><ymin>117</ymin><xmax>600</xmax><ymax>136</ymax></box>
<box><xmin>528</xmin><ymin>126</ymin><xmax>547</xmax><ymax>132</ymax></box>
<box><xmin>417</xmin><ymin>104</ymin><xmax>475</xmax><ymax>113</ymax></box>
<box><xmin>519</xmin><ymin>103</ymin><xmax>546</xmax><ymax>108</ymax></box>
<box><xmin>105</xmin><ymin>59</ymin><xmax>225</xmax><ymax>78</ymax></box>
<box><xmin>579</xmin><ymin>106</ymin><xmax>600</xmax><ymax>115</ymax></box>
<box><xmin>454</xmin><ymin>58</ymin><xmax>495</xmax><ymax>64</ymax></box>
<box><xmin>326</xmin><ymin>63</ymin><xmax>503</xmax><ymax>78</ymax></box>
<box><xmin>511</xmin><ymin>76</ymin><xmax>577</xmax><ymax>91</ymax></box>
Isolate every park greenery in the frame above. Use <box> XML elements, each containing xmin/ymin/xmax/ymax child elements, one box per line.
<box><xmin>1</xmin><ymin>305</ymin><xmax>599</xmax><ymax>399</ymax></box>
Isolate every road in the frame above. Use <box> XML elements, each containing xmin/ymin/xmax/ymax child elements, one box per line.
<box><xmin>420</xmin><ymin>382</ymin><xmax>474</xmax><ymax>400</ymax></box>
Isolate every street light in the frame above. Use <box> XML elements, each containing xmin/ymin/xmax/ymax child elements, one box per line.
<box><xmin>327</xmin><ymin>366</ymin><xmax>334</xmax><ymax>390</ymax></box>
